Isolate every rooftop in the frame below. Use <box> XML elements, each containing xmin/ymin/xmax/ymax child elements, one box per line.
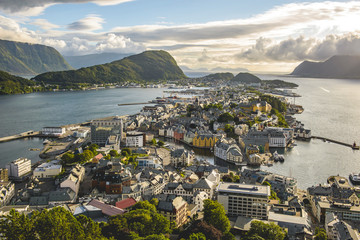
<box><xmin>217</xmin><ymin>182</ymin><xmax>270</xmax><ymax>197</ymax></box>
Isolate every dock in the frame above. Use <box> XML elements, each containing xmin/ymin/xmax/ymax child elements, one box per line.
<box><xmin>0</xmin><ymin>131</ymin><xmax>40</xmax><ymax>143</ymax></box>
<box><xmin>311</xmin><ymin>136</ymin><xmax>359</xmax><ymax>150</ymax></box>
<box><xmin>118</xmin><ymin>102</ymin><xmax>152</xmax><ymax>106</ymax></box>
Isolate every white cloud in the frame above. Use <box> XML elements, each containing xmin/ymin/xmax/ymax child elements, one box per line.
<box><xmin>0</xmin><ymin>0</ymin><xmax>134</xmax><ymax>16</ymax></box>
<box><xmin>95</xmin><ymin>33</ymin><xmax>145</xmax><ymax>53</ymax></box>
<box><xmin>67</xmin><ymin>14</ymin><xmax>105</xmax><ymax>31</ymax></box>
<box><xmin>30</xmin><ymin>18</ymin><xmax>59</xmax><ymax>30</ymax></box>
<box><xmin>0</xmin><ymin>15</ymin><xmax>39</xmax><ymax>43</ymax></box>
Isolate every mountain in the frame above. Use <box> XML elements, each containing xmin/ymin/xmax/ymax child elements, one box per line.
<box><xmin>0</xmin><ymin>70</ymin><xmax>37</xmax><ymax>94</ymax></box>
<box><xmin>0</xmin><ymin>39</ymin><xmax>72</xmax><ymax>76</ymax></box>
<box><xmin>33</xmin><ymin>50</ymin><xmax>187</xmax><ymax>85</ymax></box>
<box><xmin>202</xmin><ymin>72</ymin><xmax>234</xmax><ymax>81</ymax></box>
<box><xmin>63</xmin><ymin>52</ymin><xmax>133</xmax><ymax>69</ymax></box>
<box><xmin>230</xmin><ymin>72</ymin><xmax>261</xmax><ymax>84</ymax></box>
<box><xmin>291</xmin><ymin>55</ymin><xmax>360</xmax><ymax>79</ymax></box>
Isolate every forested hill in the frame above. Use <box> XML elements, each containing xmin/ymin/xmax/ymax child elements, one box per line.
<box><xmin>0</xmin><ymin>39</ymin><xmax>72</xmax><ymax>75</ymax></box>
<box><xmin>0</xmin><ymin>70</ymin><xmax>37</xmax><ymax>94</ymax></box>
<box><xmin>33</xmin><ymin>50</ymin><xmax>187</xmax><ymax>85</ymax></box>
<box><xmin>291</xmin><ymin>55</ymin><xmax>360</xmax><ymax>79</ymax></box>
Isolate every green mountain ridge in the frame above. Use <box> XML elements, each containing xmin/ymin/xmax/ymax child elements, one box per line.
<box><xmin>291</xmin><ymin>55</ymin><xmax>360</xmax><ymax>79</ymax></box>
<box><xmin>230</xmin><ymin>72</ymin><xmax>262</xmax><ymax>84</ymax></box>
<box><xmin>34</xmin><ymin>50</ymin><xmax>186</xmax><ymax>84</ymax></box>
<box><xmin>0</xmin><ymin>39</ymin><xmax>72</xmax><ymax>75</ymax></box>
<box><xmin>0</xmin><ymin>70</ymin><xmax>38</xmax><ymax>94</ymax></box>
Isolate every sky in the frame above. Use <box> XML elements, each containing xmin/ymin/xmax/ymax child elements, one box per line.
<box><xmin>0</xmin><ymin>0</ymin><xmax>360</xmax><ymax>73</ymax></box>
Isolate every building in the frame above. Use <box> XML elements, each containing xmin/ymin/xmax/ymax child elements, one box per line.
<box><xmin>60</xmin><ymin>165</ymin><xmax>85</xmax><ymax>196</ymax></box>
<box><xmin>192</xmin><ymin>133</ymin><xmax>219</xmax><ymax>149</ymax></box>
<box><xmin>33</xmin><ymin>160</ymin><xmax>62</xmax><ymax>178</ymax></box>
<box><xmin>0</xmin><ymin>169</ymin><xmax>8</xmax><ymax>182</ymax></box>
<box><xmin>41</xmin><ymin>127</ymin><xmax>65</xmax><ymax>136</ymax></box>
<box><xmin>125</xmin><ymin>131</ymin><xmax>144</xmax><ymax>147</ymax></box>
<box><xmin>0</xmin><ymin>182</ymin><xmax>15</xmax><ymax>206</ymax></box>
<box><xmin>92</xmin><ymin>171</ymin><xmax>131</xmax><ymax>194</ymax></box>
<box><xmin>91</xmin><ymin>116</ymin><xmax>123</xmax><ymax>146</ymax></box>
<box><xmin>214</xmin><ymin>139</ymin><xmax>243</xmax><ymax>165</ymax></box>
<box><xmin>157</xmin><ymin>196</ymin><xmax>188</xmax><ymax>227</ymax></box>
<box><xmin>6</xmin><ymin>158</ymin><xmax>31</xmax><ymax>179</ymax></box>
<box><xmin>170</xmin><ymin>149</ymin><xmax>193</xmax><ymax>167</ymax></box>
<box><xmin>217</xmin><ymin>182</ymin><xmax>270</xmax><ymax>219</ymax></box>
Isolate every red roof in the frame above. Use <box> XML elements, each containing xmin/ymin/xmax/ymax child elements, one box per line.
<box><xmin>94</xmin><ymin>153</ymin><xmax>104</xmax><ymax>160</ymax></box>
<box><xmin>116</xmin><ymin>198</ymin><xmax>137</xmax><ymax>209</ymax></box>
<box><xmin>88</xmin><ymin>199</ymin><xmax>125</xmax><ymax>216</ymax></box>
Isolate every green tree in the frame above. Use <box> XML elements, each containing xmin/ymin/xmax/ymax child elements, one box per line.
<box><xmin>105</xmin><ymin>154</ymin><xmax>111</xmax><ymax>160</ymax></box>
<box><xmin>157</xmin><ymin>141</ymin><xmax>165</xmax><ymax>147</ymax></box>
<box><xmin>150</xmin><ymin>198</ymin><xmax>159</xmax><ymax>207</ymax></box>
<box><xmin>89</xmin><ymin>144</ymin><xmax>99</xmax><ymax>154</ymax></box>
<box><xmin>144</xmin><ymin>234</ymin><xmax>169</xmax><ymax>240</ymax></box>
<box><xmin>74</xmin><ymin>153</ymin><xmax>86</xmax><ymax>164</ymax></box>
<box><xmin>222</xmin><ymin>231</ymin><xmax>235</xmax><ymax>240</ymax></box>
<box><xmin>314</xmin><ymin>227</ymin><xmax>327</xmax><ymax>240</ymax></box>
<box><xmin>203</xmin><ymin>200</ymin><xmax>231</xmax><ymax>233</ymax></box>
<box><xmin>83</xmin><ymin>149</ymin><xmax>94</xmax><ymax>161</ymax></box>
<box><xmin>0</xmin><ymin>209</ymin><xmax>36</xmax><ymax>240</ymax></box>
<box><xmin>121</xmin><ymin>148</ymin><xmax>132</xmax><ymax>156</ymax></box>
<box><xmin>132</xmin><ymin>200</ymin><xmax>157</xmax><ymax>212</ymax></box>
<box><xmin>61</xmin><ymin>152</ymin><xmax>75</xmax><ymax>164</ymax></box>
<box><xmin>217</xmin><ymin>112</ymin><xmax>234</xmax><ymax>123</ymax></box>
<box><xmin>109</xmin><ymin>150</ymin><xmax>119</xmax><ymax>157</ymax></box>
<box><xmin>188</xmin><ymin>232</ymin><xmax>207</xmax><ymax>240</ymax></box>
<box><xmin>245</xmin><ymin>220</ymin><xmax>286</xmax><ymax>240</ymax></box>
<box><xmin>151</xmin><ymin>138</ymin><xmax>157</xmax><ymax>145</ymax></box>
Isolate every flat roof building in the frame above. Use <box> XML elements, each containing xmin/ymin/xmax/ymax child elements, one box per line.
<box><xmin>217</xmin><ymin>182</ymin><xmax>270</xmax><ymax>220</ymax></box>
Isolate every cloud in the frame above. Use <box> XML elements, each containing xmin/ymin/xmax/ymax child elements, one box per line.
<box><xmin>42</xmin><ymin>37</ymin><xmax>91</xmax><ymax>55</ymax></box>
<box><xmin>0</xmin><ymin>0</ymin><xmax>133</xmax><ymax>16</ymax></box>
<box><xmin>95</xmin><ymin>33</ymin><xmax>145</xmax><ymax>53</ymax></box>
<box><xmin>67</xmin><ymin>14</ymin><xmax>105</xmax><ymax>31</ymax></box>
<box><xmin>30</xmin><ymin>19</ymin><xmax>59</xmax><ymax>30</ymax></box>
<box><xmin>237</xmin><ymin>33</ymin><xmax>360</xmax><ymax>62</ymax></box>
<box><xmin>0</xmin><ymin>15</ymin><xmax>39</xmax><ymax>43</ymax></box>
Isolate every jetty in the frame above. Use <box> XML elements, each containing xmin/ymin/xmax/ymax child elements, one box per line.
<box><xmin>311</xmin><ymin>136</ymin><xmax>359</xmax><ymax>150</ymax></box>
<box><xmin>118</xmin><ymin>102</ymin><xmax>152</xmax><ymax>106</ymax></box>
<box><xmin>0</xmin><ymin>131</ymin><xmax>40</xmax><ymax>143</ymax></box>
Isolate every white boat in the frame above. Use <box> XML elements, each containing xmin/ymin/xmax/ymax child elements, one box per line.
<box><xmin>273</xmin><ymin>151</ymin><xmax>285</xmax><ymax>162</ymax></box>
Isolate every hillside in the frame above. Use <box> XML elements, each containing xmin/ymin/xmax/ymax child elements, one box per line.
<box><xmin>202</xmin><ymin>72</ymin><xmax>234</xmax><ymax>81</ymax></box>
<box><xmin>34</xmin><ymin>50</ymin><xmax>187</xmax><ymax>85</ymax></box>
<box><xmin>291</xmin><ymin>55</ymin><xmax>360</xmax><ymax>79</ymax></box>
<box><xmin>64</xmin><ymin>52</ymin><xmax>132</xmax><ymax>69</ymax></box>
<box><xmin>230</xmin><ymin>72</ymin><xmax>261</xmax><ymax>84</ymax></box>
<box><xmin>0</xmin><ymin>39</ymin><xmax>72</xmax><ymax>75</ymax></box>
<box><xmin>0</xmin><ymin>70</ymin><xmax>37</xmax><ymax>94</ymax></box>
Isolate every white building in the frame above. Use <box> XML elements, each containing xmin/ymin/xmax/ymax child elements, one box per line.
<box><xmin>125</xmin><ymin>131</ymin><xmax>144</xmax><ymax>147</ymax></box>
<box><xmin>214</xmin><ymin>139</ymin><xmax>243</xmax><ymax>164</ymax></box>
<box><xmin>33</xmin><ymin>160</ymin><xmax>62</xmax><ymax>178</ymax></box>
<box><xmin>217</xmin><ymin>182</ymin><xmax>270</xmax><ymax>219</ymax></box>
<box><xmin>6</xmin><ymin>158</ymin><xmax>31</xmax><ymax>178</ymax></box>
<box><xmin>41</xmin><ymin>127</ymin><xmax>65</xmax><ymax>136</ymax></box>
<box><xmin>0</xmin><ymin>182</ymin><xmax>15</xmax><ymax>206</ymax></box>
<box><xmin>170</xmin><ymin>149</ymin><xmax>193</xmax><ymax>167</ymax></box>
<box><xmin>60</xmin><ymin>165</ymin><xmax>84</xmax><ymax>196</ymax></box>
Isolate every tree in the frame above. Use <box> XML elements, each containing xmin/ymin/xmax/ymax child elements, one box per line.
<box><xmin>132</xmin><ymin>200</ymin><xmax>157</xmax><ymax>212</ymax></box>
<box><xmin>109</xmin><ymin>149</ymin><xmax>118</xmax><ymax>157</ymax></box>
<box><xmin>150</xmin><ymin>198</ymin><xmax>159</xmax><ymax>207</ymax></box>
<box><xmin>88</xmin><ymin>144</ymin><xmax>99</xmax><ymax>154</ymax></box>
<box><xmin>121</xmin><ymin>148</ymin><xmax>132</xmax><ymax>156</ymax></box>
<box><xmin>151</xmin><ymin>138</ymin><xmax>157</xmax><ymax>145</ymax></box>
<box><xmin>157</xmin><ymin>140</ymin><xmax>165</xmax><ymax>147</ymax></box>
<box><xmin>83</xmin><ymin>149</ymin><xmax>94</xmax><ymax>161</ymax></box>
<box><xmin>222</xmin><ymin>231</ymin><xmax>235</xmax><ymax>240</ymax></box>
<box><xmin>203</xmin><ymin>200</ymin><xmax>231</xmax><ymax>233</ymax></box>
<box><xmin>178</xmin><ymin>220</ymin><xmax>222</xmax><ymax>240</ymax></box>
<box><xmin>217</xmin><ymin>112</ymin><xmax>234</xmax><ymax>123</ymax></box>
<box><xmin>314</xmin><ymin>227</ymin><xmax>327</xmax><ymax>240</ymax></box>
<box><xmin>188</xmin><ymin>232</ymin><xmax>207</xmax><ymax>240</ymax></box>
<box><xmin>61</xmin><ymin>152</ymin><xmax>75</xmax><ymax>165</ymax></box>
<box><xmin>0</xmin><ymin>209</ymin><xmax>36</xmax><ymax>240</ymax></box>
<box><xmin>144</xmin><ymin>234</ymin><xmax>169</xmax><ymax>240</ymax></box>
<box><xmin>245</xmin><ymin>220</ymin><xmax>286</xmax><ymax>240</ymax></box>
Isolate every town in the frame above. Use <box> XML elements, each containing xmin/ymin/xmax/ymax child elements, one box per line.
<box><xmin>0</xmin><ymin>81</ymin><xmax>359</xmax><ymax>240</ymax></box>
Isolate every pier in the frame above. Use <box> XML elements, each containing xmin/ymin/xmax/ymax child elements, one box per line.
<box><xmin>118</xmin><ymin>102</ymin><xmax>152</xmax><ymax>106</ymax></box>
<box><xmin>311</xmin><ymin>136</ymin><xmax>359</xmax><ymax>150</ymax></box>
<box><xmin>0</xmin><ymin>131</ymin><xmax>40</xmax><ymax>143</ymax></box>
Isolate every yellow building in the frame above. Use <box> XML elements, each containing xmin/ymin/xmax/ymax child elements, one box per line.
<box><xmin>192</xmin><ymin>134</ymin><xmax>219</xmax><ymax>149</ymax></box>
<box><xmin>251</xmin><ymin>101</ymin><xmax>272</xmax><ymax>113</ymax></box>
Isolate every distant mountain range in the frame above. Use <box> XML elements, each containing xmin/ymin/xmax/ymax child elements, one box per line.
<box><xmin>33</xmin><ymin>50</ymin><xmax>187</xmax><ymax>85</ymax></box>
<box><xmin>63</xmin><ymin>52</ymin><xmax>133</xmax><ymax>69</ymax></box>
<box><xmin>181</xmin><ymin>66</ymin><xmax>248</xmax><ymax>77</ymax></box>
<box><xmin>291</xmin><ymin>55</ymin><xmax>360</xmax><ymax>79</ymax></box>
<box><xmin>0</xmin><ymin>39</ymin><xmax>72</xmax><ymax>76</ymax></box>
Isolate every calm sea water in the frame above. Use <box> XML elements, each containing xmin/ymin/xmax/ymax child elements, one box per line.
<box><xmin>1</xmin><ymin>78</ymin><xmax>360</xmax><ymax>189</ymax></box>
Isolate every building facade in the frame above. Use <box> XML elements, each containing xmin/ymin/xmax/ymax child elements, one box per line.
<box><xmin>6</xmin><ymin>158</ymin><xmax>31</xmax><ymax>178</ymax></box>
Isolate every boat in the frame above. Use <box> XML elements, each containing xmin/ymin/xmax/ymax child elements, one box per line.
<box><xmin>349</xmin><ymin>173</ymin><xmax>360</xmax><ymax>185</ymax></box>
<box><xmin>273</xmin><ymin>151</ymin><xmax>285</xmax><ymax>162</ymax></box>
<box><xmin>43</xmin><ymin>139</ymin><xmax>50</xmax><ymax>144</ymax></box>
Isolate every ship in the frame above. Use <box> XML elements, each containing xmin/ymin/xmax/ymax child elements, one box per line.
<box><xmin>349</xmin><ymin>173</ymin><xmax>360</xmax><ymax>185</ymax></box>
<box><xmin>273</xmin><ymin>151</ymin><xmax>285</xmax><ymax>162</ymax></box>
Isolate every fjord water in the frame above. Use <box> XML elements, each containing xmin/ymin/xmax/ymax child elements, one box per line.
<box><xmin>1</xmin><ymin>78</ymin><xmax>360</xmax><ymax>188</ymax></box>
